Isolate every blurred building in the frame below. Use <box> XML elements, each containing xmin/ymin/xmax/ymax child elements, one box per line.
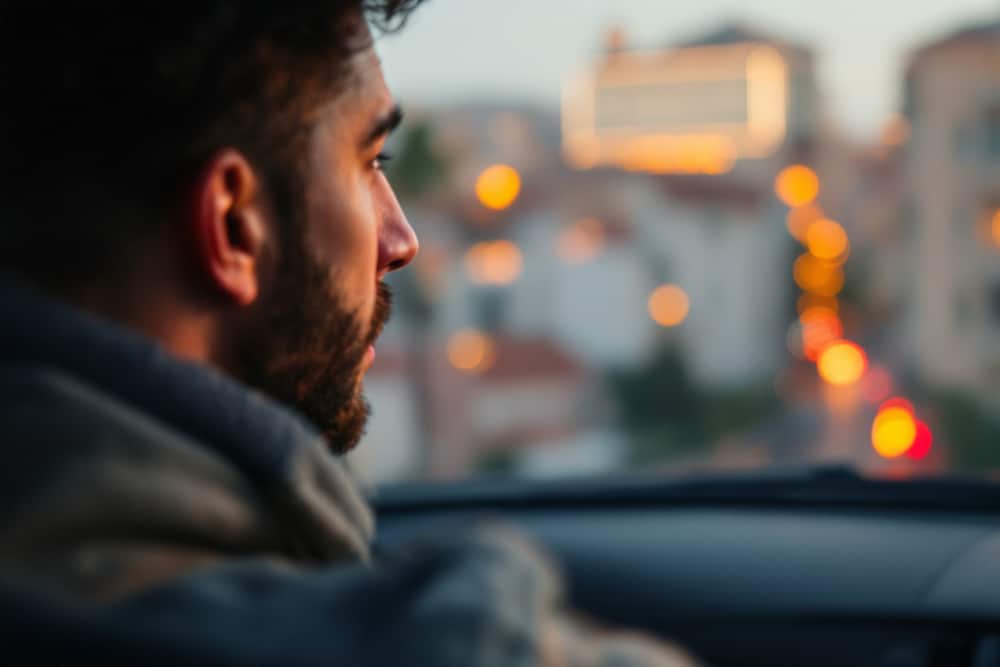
<box><xmin>562</xmin><ymin>22</ymin><xmax>823</xmax><ymax>185</ymax></box>
<box><xmin>901</xmin><ymin>19</ymin><xmax>1000</xmax><ymax>394</ymax></box>
<box><xmin>358</xmin><ymin>23</ymin><xmax>843</xmax><ymax>481</ymax></box>
<box><xmin>627</xmin><ymin>176</ymin><xmax>789</xmax><ymax>387</ymax></box>
<box><xmin>559</xmin><ymin>23</ymin><xmax>834</xmax><ymax>386</ymax></box>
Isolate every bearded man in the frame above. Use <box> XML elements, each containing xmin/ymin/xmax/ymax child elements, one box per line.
<box><xmin>0</xmin><ymin>3</ymin><xmax>693</xmax><ymax>665</ymax></box>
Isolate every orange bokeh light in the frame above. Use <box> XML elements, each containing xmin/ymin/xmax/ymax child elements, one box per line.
<box><xmin>872</xmin><ymin>406</ymin><xmax>917</xmax><ymax>458</ymax></box>
<box><xmin>447</xmin><ymin>329</ymin><xmax>497</xmax><ymax>373</ymax></box>
<box><xmin>793</xmin><ymin>253</ymin><xmax>845</xmax><ymax>297</ymax></box>
<box><xmin>619</xmin><ymin>134</ymin><xmax>736</xmax><ymax>175</ymax></box>
<box><xmin>786</xmin><ymin>204</ymin><xmax>824</xmax><ymax>242</ymax></box>
<box><xmin>805</xmin><ymin>219</ymin><xmax>850</xmax><ymax>261</ymax></box>
<box><xmin>475</xmin><ymin>164</ymin><xmax>522</xmax><ymax>210</ymax></box>
<box><xmin>775</xmin><ymin>165</ymin><xmax>819</xmax><ymax>208</ymax></box>
<box><xmin>817</xmin><ymin>340</ymin><xmax>867</xmax><ymax>386</ymax></box>
<box><xmin>797</xmin><ymin>293</ymin><xmax>839</xmax><ymax>315</ymax></box>
<box><xmin>465</xmin><ymin>240</ymin><xmax>523</xmax><ymax>286</ymax></box>
<box><xmin>880</xmin><ymin>397</ymin><xmax>915</xmax><ymax>415</ymax></box>
<box><xmin>648</xmin><ymin>284</ymin><xmax>690</xmax><ymax>328</ymax></box>
<box><xmin>799</xmin><ymin>307</ymin><xmax>843</xmax><ymax>361</ymax></box>
<box><xmin>992</xmin><ymin>210</ymin><xmax>1000</xmax><ymax>249</ymax></box>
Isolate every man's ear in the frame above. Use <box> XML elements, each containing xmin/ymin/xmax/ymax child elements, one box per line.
<box><xmin>187</xmin><ymin>149</ymin><xmax>268</xmax><ymax>307</ymax></box>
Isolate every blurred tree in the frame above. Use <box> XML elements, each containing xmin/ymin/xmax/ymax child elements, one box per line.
<box><xmin>703</xmin><ymin>383</ymin><xmax>781</xmax><ymax>442</ymax></box>
<box><xmin>386</xmin><ymin>120</ymin><xmax>447</xmax><ymax>201</ymax></box>
<box><xmin>606</xmin><ymin>343</ymin><xmax>781</xmax><ymax>466</ymax></box>
<box><xmin>606</xmin><ymin>344</ymin><xmax>706</xmax><ymax>464</ymax></box>
<box><xmin>476</xmin><ymin>448</ymin><xmax>518</xmax><ymax>477</ymax></box>
<box><xmin>384</xmin><ymin>118</ymin><xmax>449</xmax><ymax>329</ymax></box>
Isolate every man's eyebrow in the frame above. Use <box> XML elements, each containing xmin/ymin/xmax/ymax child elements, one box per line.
<box><xmin>361</xmin><ymin>104</ymin><xmax>404</xmax><ymax>148</ymax></box>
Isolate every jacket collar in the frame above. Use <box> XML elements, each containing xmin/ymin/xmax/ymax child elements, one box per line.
<box><xmin>0</xmin><ymin>279</ymin><xmax>374</xmax><ymax>561</ymax></box>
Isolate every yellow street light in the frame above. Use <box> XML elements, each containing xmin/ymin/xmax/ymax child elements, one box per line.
<box><xmin>475</xmin><ymin>164</ymin><xmax>521</xmax><ymax>211</ymax></box>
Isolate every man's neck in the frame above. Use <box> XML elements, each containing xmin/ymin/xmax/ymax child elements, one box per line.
<box><xmin>46</xmin><ymin>278</ymin><xmax>218</xmax><ymax>367</ymax></box>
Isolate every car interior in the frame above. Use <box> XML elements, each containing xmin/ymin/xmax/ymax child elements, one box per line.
<box><xmin>374</xmin><ymin>468</ymin><xmax>1000</xmax><ymax>667</ymax></box>
<box><xmin>6</xmin><ymin>3</ymin><xmax>1000</xmax><ymax>666</ymax></box>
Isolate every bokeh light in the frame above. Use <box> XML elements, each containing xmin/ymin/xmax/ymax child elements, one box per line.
<box><xmin>797</xmin><ymin>293</ymin><xmax>839</xmax><ymax>315</ymax></box>
<box><xmin>799</xmin><ymin>307</ymin><xmax>843</xmax><ymax>361</ymax></box>
<box><xmin>805</xmin><ymin>219</ymin><xmax>850</xmax><ymax>261</ymax></box>
<box><xmin>880</xmin><ymin>397</ymin><xmax>915</xmax><ymax>415</ymax></box>
<box><xmin>817</xmin><ymin>340</ymin><xmax>867</xmax><ymax>386</ymax></box>
<box><xmin>648</xmin><ymin>284</ymin><xmax>690</xmax><ymax>328</ymax></box>
<box><xmin>557</xmin><ymin>217</ymin><xmax>605</xmax><ymax>265</ymax></box>
<box><xmin>786</xmin><ymin>204</ymin><xmax>823</xmax><ymax>242</ymax></box>
<box><xmin>465</xmin><ymin>240</ymin><xmax>523</xmax><ymax>286</ymax></box>
<box><xmin>992</xmin><ymin>210</ymin><xmax>1000</xmax><ymax>249</ymax></box>
<box><xmin>618</xmin><ymin>134</ymin><xmax>736</xmax><ymax>175</ymax></box>
<box><xmin>906</xmin><ymin>421</ymin><xmax>933</xmax><ymax>461</ymax></box>
<box><xmin>447</xmin><ymin>329</ymin><xmax>497</xmax><ymax>373</ymax></box>
<box><xmin>475</xmin><ymin>164</ymin><xmax>522</xmax><ymax>210</ymax></box>
<box><xmin>872</xmin><ymin>406</ymin><xmax>917</xmax><ymax>458</ymax></box>
<box><xmin>775</xmin><ymin>165</ymin><xmax>819</xmax><ymax>208</ymax></box>
<box><xmin>793</xmin><ymin>253</ymin><xmax>845</xmax><ymax>297</ymax></box>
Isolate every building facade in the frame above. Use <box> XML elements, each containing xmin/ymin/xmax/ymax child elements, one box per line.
<box><xmin>902</xmin><ymin>20</ymin><xmax>1000</xmax><ymax>394</ymax></box>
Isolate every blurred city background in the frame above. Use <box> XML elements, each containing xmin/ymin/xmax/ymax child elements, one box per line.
<box><xmin>347</xmin><ymin>1</ymin><xmax>1000</xmax><ymax>483</ymax></box>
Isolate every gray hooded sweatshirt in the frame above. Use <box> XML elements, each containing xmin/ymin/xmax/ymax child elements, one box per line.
<box><xmin>0</xmin><ymin>281</ymin><xmax>694</xmax><ymax>666</ymax></box>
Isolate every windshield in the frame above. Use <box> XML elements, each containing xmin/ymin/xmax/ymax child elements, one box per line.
<box><xmin>349</xmin><ymin>1</ymin><xmax>1000</xmax><ymax>484</ymax></box>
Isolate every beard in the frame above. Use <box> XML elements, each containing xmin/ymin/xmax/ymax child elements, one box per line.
<box><xmin>228</xmin><ymin>241</ymin><xmax>393</xmax><ymax>455</ymax></box>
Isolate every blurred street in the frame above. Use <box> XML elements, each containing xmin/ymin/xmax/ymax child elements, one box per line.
<box><xmin>350</xmin><ymin>15</ymin><xmax>1000</xmax><ymax>483</ymax></box>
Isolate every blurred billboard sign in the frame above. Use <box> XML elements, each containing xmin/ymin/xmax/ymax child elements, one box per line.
<box><xmin>562</xmin><ymin>43</ymin><xmax>788</xmax><ymax>174</ymax></box>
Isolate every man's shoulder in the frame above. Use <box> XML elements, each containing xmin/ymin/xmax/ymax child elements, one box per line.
<box><xmin>0</xmin><ymin>360</ymin><xmax>377</xmax><ymax>602</ymax></box>
<box><xmin>0</xmin><ymin>528</ymin><xmax>555</xmax><ymax>667</ymax></box>
<box><xmin>0</xmin><ymin>363</ymin><xmax>234</xmax><ymax>470</ymax></box>
<box><xmin>0</xmin><ymin>363</ymin><xmax>275</xmax><ymax>599</ymax></box>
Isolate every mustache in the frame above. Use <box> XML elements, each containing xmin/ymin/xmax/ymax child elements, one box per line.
<box><xmin>366</xmin><ymin>282</ymin><xmax>393</xmax><ymax>346</ymax></box>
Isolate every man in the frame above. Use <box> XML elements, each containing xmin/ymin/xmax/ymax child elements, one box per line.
<box><xmin>0</xmin><ymin>3</ymin><xmax>693</xmax><ymax>665</ymax></box>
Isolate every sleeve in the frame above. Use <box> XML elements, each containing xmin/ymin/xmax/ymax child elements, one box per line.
<box><xmin>0</xmin><ymin>523</ymin><xmax>698</xmax><ymax>667</ymax></box>
<box><xmin>371</xmin><ymin>522</ymin><xmax>698</xmax><ymax>667</ymax></box>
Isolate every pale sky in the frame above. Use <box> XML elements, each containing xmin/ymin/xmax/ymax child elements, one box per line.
<box><xmin>376</xmin><ymin>0</ymin><xmax>999</xmax><ymax>141</ymax></box>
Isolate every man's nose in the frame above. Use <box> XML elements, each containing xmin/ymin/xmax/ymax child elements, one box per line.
<box><xmin>376</xmin><ymin>175</ymin><xmax>419</xmax><ymax>275</ymax></box>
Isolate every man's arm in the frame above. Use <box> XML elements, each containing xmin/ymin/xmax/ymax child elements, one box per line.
<box><xmin>0</xmin><ymin>524</ymin><xmax>696</xmax><ymax>666</ymax></box>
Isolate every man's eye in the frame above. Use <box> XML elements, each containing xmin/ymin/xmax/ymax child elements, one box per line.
<box><xmin>372</xmin><ymin>151</ymin><xmax>394</xmax><ymax>171</ymax></box>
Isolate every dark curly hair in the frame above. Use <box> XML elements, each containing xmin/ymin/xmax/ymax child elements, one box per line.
<box><xmin>0</xmin><ymin>1</ymin><xmax>424</xmax><ymax>287</ymax></box>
